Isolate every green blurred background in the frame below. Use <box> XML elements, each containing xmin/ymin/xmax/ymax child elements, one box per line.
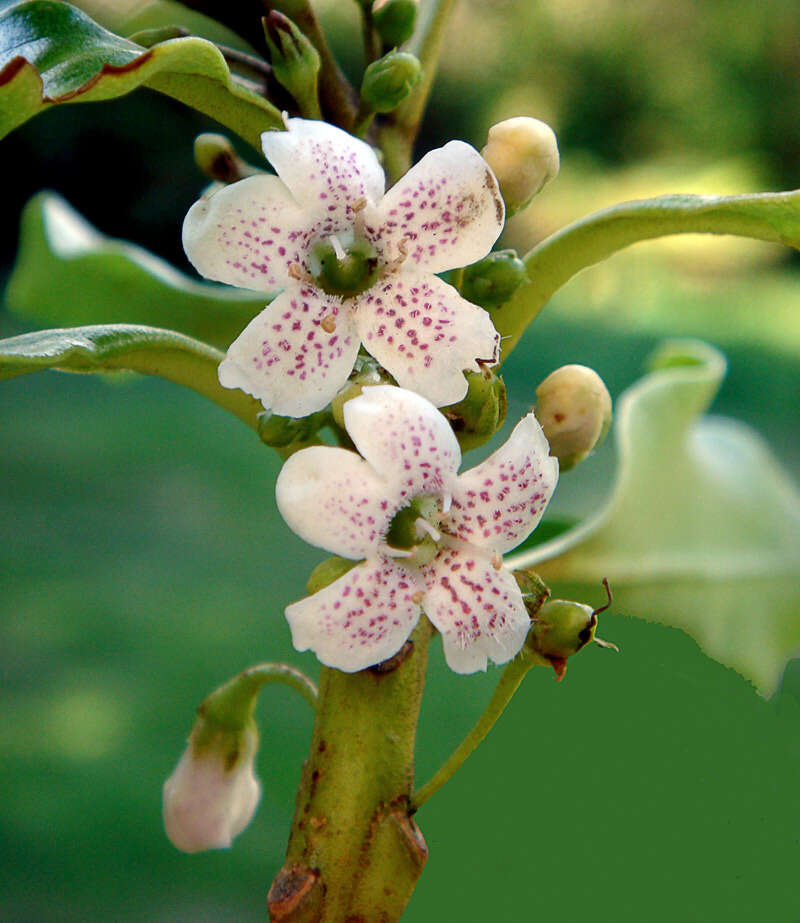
<box><xmin>1</xmin><ymin>1</ymin><xmax>799</xmax><ymax>920</ymax></box>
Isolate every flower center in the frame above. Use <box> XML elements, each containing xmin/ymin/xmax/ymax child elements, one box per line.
<box><xmin>386</xmin><ymin>496</ymin><xmax>442</xmax><ymax>567</ymax></box>
<box><xmin>309</xmin><ymin>233</ymin><xmax>379</xmax><ymax>298</ymax></box>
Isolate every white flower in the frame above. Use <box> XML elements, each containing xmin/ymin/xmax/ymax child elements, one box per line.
<box><xmin>183</xmin><ymin>118</ymin><xmax>505</xmax><ymax>418</ymax></box>
<box><xmin>162</xmin><ymin>724</ymin><xmax>261</xmax><ymax>853</ymax></box>
<box><xmin>276</xmin><ymin>386</ymin><xmax>558</xmax><ymax>673</ymax></box>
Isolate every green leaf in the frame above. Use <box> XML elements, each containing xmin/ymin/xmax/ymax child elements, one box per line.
<box><xmin>5</xmin><ymin>192</ymin><xmax>266</xmax><ymax>349</ymax></box>
<box><xmin>497</xmin><ymin>190</ymin><xmax>800</xmax><ymax>360</ymax></box>
<box><xmin>0</xmin><ymin>323</ymin><xmax>261</xmax><ymax>429</ymax></box>
<box><xmin>0</xmin><ymin>1</ymin><xmax>282</xmax><ymax>147</ymax></box>
<box><xmin>506</xmin><ymin>339</ymin><xmax>800</xmax><ymax>696</ymax></box>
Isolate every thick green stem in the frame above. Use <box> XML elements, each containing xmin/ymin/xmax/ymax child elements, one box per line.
<box><xmin>496</xmin><ymin>189</ymin><xmax>800</xmax><ymax>362</ymax></box>
<box><xmin>268</xmin><ymin>620</ymin><xmax>433</xmax><ymax>922</ymax></box>
<box><xmin>378</xmin><ymin>0</ymin><xmax>457</xmax><ymax>182</ymax></box>
<box><xmin>412</xmin><ymin>648</ymin><xmax>547</xmax><ymax>808</ymax></box>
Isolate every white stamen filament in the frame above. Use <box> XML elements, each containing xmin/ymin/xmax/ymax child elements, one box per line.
<box><xmin>328</xmin><ymin>234</ymin><xmax>347</xmax><ymax>261</ymax></box>
<box><xmin>415</xmin><ymin>518</ymin><xmax>441</xmax><ymax>542</ymax></box>
<box><xmin>379</xmin><ymin>544</ymin><xmax>414</xmax><ymax>559</ymax></box>
<box><xmin>441</xmin><ymin>492</ymin><xmax>452</xmax><ymax>514</ymax></box>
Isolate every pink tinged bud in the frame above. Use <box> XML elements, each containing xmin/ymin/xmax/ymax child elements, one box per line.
<box><xmin>481</xmin><ymin>116</ymin><xmax>559</xmax><ymax>215</ymax></box>
<box><xmin>163</xmin><ymin>725</ymin><xmax>261</xmax><ymax>853</ymax></box>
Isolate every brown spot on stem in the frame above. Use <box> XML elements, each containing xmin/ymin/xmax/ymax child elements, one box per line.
<box><xmin>268</xmin><ymin>864</ymin><xmax>323</xmax><ymax>922</ymax></box>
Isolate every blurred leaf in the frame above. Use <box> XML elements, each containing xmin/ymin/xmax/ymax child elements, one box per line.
<box><xmin>507</xmin><ymin>339</ymin><xmax>800</xmax><ymax>696</ymax></box>
<box><xmin>498</xmin><ymin>190</ymin><xmax>800</xmax><ymax>359</ymax></box>
<box><xmin>0</xmin><ymin>0</ymin><xmax>282</xmax><ymax>147</ymax></box>
<box><xmin>0</xmin><ymin>323</ymin><xmax>261</xmax><ymax>428</ymax></box>
<box><xmin>5</xmin><ymin>192</ymin><xmax>265</xmax><ymax>349</ymax></box>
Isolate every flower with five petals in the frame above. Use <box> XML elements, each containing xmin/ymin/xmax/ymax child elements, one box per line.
<box><xmin>276</xmin><ymin>386</ymin><xmax>558</xmax><ymax>673</ymax></box>
<box><xmin>183</xmin><ymin>119</ymin><xmax>505</xmax><ymax>418</ymax></box>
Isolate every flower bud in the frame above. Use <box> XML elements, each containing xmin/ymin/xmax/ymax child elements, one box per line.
<box><xmin>163</xmin><ymin>720</ymin><xmax>260</xmax><ymax>854</ymax></box>
<box><xmin>360</xmin><ymin>50</ymin><xmax>422</xmax><ymax>113</ymax></box>
<box><xmin>372</xmin><ymin>0</ymin><xmax>418</xmax><ymax>47</ymax></box>
<box><xmin>331</xmin><ymin>356</ymin><xmax>393</xmax><ymax>430</ymax></box>
<box><xmin>442</xmin><ymin>368</ymin><xmax>507</xmax><ymax>451</ymax></box>
<box><xmin>481</xmin><ymin>117</ymin><xmax>559</xmax><ymax>215</ymax></box>
<box><xmin>262</xmin><ymin>11</ymin><xmax>321</xmax><ymax>117</ymax></box>
<box><xmin>193</xmin><ymin>133</ymin><xmax>259</xmax><ymax>184</ymax></box>
<box><xmin>461</xmin><ymin>249</ymin><xmax>528</xmax><ymax>308</ymax></box>
<box><xmin>535</xmin><ymin>364</ymin><xmax>612</xmax><ymax>471</ymax></box>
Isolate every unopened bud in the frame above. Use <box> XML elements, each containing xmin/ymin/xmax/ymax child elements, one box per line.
<box><xmin>163</xmin><ymin>707</ymin><xmax>260</xmax><ymax>853</ymax></box>
<box><xmin>194</xmin><ymin>133</ymin><xmax>259</xmax><ymax>184</ymax></box>
<box><xmin>535</xmin><ymin>364</ymin><xmax>612</xmax><ymax>471</ymax></box>
<box><xmin>263</xmin><ymin>11</ymin><xmax>321</xmax><ymax>118</ymax></box>
<box><xmin>482</xmin><ymin>117</ymin><xmax>559</xmax><ymax>215</ymax></box>
<box><xmin>443</xmin><ymin>368</ymin><xmax>507</xmax><ymax>451</ymax></box>
<box><xmin>461</xmin><ymin>249</ymin><xmax>527</xmax><ymax>308</ymax></box>
<box><xmin>360</xmin><ymin>50</ymin><xmax>422</xmax><ymax>113</ymax></box>
<box><xmin>372</xmin><ymin>0</ymin><xmax>418</xmax><ymax>47</ymax></box>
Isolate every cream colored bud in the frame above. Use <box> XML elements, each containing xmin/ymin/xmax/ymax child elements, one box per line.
<box><xmin>481</xmin><ymin>117</ymin><xmax>559</xmax><ymax>215</ymax></box>
<box><xmin>535</xmin><ymin>365</ymin><xmax>612</xmax><ymax>471</ymax></box>
<box><xmin>163</xmin><ymin>724</ymin><xmax>261</xmax><ymax>853</ymax></box>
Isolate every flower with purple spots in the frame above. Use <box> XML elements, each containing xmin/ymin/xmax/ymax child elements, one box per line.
<box><xmin>276</xmin><ymin>385</ymin><xmax>558</xmax><ymax>673</ymax></box>
<box><xmin>183</xmin><ymin>119</ymin><xmax>505</xmax><ymax>418</ymax></box>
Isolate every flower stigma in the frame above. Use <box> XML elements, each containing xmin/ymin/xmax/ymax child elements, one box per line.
<box><xmin>309</xmin><ymin>232</ymin><xmax>380</xmax><ymax>298</ymax></box>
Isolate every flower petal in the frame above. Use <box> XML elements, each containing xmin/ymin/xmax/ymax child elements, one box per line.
<box><xmin>276</xmin><ymin>446</ymin><xmax>399</xmax><ymax>559</ymax></box>
<box><xmin>183</xmin><ymin>174</ymin><xmax>310</xmax><ymax>292</ymax></box>
<box><xmin>355</xmin><ymin>273</ymin><xmax>499</xmax><ymax>407</ymax></box>
<box><xmin>422</xmin><ymin>546</ymin><xmax>530</xmax><ymax>673</ymax></box>
<box><xmin>365</xmin><ymin>141</ymin><xmax>504</xmax><ymax>274</ymax></box>
<box><xmin>285</xmin><ymin>557</ymin><xmax>422</xmax><ymax>672</ymax></box>
<box><xmin>449</xmin><ymin>414</ymin><xmax>558</xmax><ymax>554</ymax></box>
<box><xmin>218</xmin><ymin>285</ymin><xmax>359</xmax><ymax>417</ymax></box>
<box><xmin>261</xmin><ymin>119</ymin><xmax>385</xmax><ymax>230</ymax></box>
<box><xmin>343</xmin><ymin>385</ymin><xmax>461</xmax><ymax>502</ymax></box>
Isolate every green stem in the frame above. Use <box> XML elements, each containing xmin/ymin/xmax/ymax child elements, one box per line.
<box><xmin>496</xmin><ymin>189</ymin><xmax>800</xmax><ymax>363</ymax></box>
<box><xmin>412</xmin><ymin>648</ymin><xmax>546</xmax><ymax>808</ymax></box>
<box><xmin>361</xmin><ymin>6</ymin><xmax>383</xmax><ymax>65</ymax></box>
<box><xmin>269</xmin><ymin>619</ymin><xmax>434</xmax><ymax>922</ymax></box>
<box><xmin>235</xmin><ymin>662</ymin><xmax>318</xmax><ymax>709</ymax></box>
<box><xmin>378</xmin><ymin>0</ymin><xmax>457</xmax><ymax>182</ymax></box>
<box><xmin>270</xmin><ymin>0</ymin><xmax>358</xmax><ymax>129</ymax></box>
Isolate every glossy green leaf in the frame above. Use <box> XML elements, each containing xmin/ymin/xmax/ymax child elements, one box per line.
<box><xmin>0</xmin><ymin>323</ymin><xmax>261</xmax><ymax>429</ymax></box>
<box><xmin>0</xmin><ymin>1</ymin><xmax>282</xmax><ymax>146</ymax></box>
<box><xmin>507</xmin><ymin>339</ymin><xmax>800</xmax><ymax>696</ymax></box>
<box><xmin>497</xmin><ymin>190</ymin><xmax>800</xmax><ymax>359</ymax></box>
<box><xmin>5</xmin><ymin>192</ymin><xmax>266</xmax><ymax>349</ymax></box>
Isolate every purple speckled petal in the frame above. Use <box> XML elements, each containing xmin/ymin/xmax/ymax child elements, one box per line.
<box><xmin>276</xmin><ymin>446</ymin><xmax>400</xmax><ymax>560</ymax></box>
<box><xmin>448</xmin><ymin>414</ymin><xmax>559</xmax><ymax>554</ymax></box>
<box><xmin>183</xmin><ymin>174</ymin><xmax>310</xmax><ymax>293</ymax></box>
<box><xmin>218</xmin><ymin>285</ymin><xmax>359</xmax><ymax>417</ymax></box>
<box><xmin>285</xmin><ymin>557</ymin><xmax>423</xmax><ymax>672</ymax></box>
<box><xmin>342</xmin><ymin>385</ymin><xmax>461</xmax><ymax>503</ymax></box>
<box><xmin>421</xmin><ymin>546</ymin><xmax>529</xmax><ymax>673</ymax></box>
<box><xmin>364</xmin><ymin>141</ymin><xmax>504</xmax><ymax>275</ymax></box>
<box><xmin>354</xmin><ymin>273</ymin><xmax>500</xmax><ymax>407</ymax></box>
<box><xmin>261</xmin><ymin>119</ymin><xmax>385</xmax><ymax>231</ymax></box>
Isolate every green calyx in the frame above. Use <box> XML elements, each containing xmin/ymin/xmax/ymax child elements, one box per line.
<box><xmin>361</xmin><ymin>50</ymin><xmax>422</xmax><ymax>114</ymax></box>
<box><xmin>443</xmin><ymin>368</ymin><xmax>507</xmax><ymax>452</ymax></box>
<box><xmin>310</xmin><ymin>236</ymin><xmax>380</xmax><ymax>298</ymax></box>
<box><xmin>262</xmin><ymin>11</ymin><xmax>322</xmax><ymax>119</ymax></box>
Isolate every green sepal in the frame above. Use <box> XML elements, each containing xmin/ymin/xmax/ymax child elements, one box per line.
<box><xmin>5</xmin><ymin>193</ymin><xmax>265</xmax><ymax>349</ymax></box>
<box><xmin>262</xmin><ymin>10</ymin><xmax>321</xmax><ymax>119</ymax></box>
<box><xmin>306</xmin><ymin>556</ymin><xmax>361</xmax><ymax>595</ymax></box>
<box><xmin>512</xmin><ymin>569</ymin><xmax>551</xmax><ymax>620</ymax></box>
<box><xmin>0</xmin><ymin>1</ymin><xmax>283</xmax><ymax>147</ymax></box>
<box><xmin>442</xmin><ymin>369</ymin><xmax>507</xmax><ymax>452</ymax></box>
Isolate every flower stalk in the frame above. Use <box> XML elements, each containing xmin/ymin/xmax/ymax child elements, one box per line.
<box><xmin>269</xmin><ymin>619</ymin><xmax>434</xmax><ymax>922</ymax></box>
